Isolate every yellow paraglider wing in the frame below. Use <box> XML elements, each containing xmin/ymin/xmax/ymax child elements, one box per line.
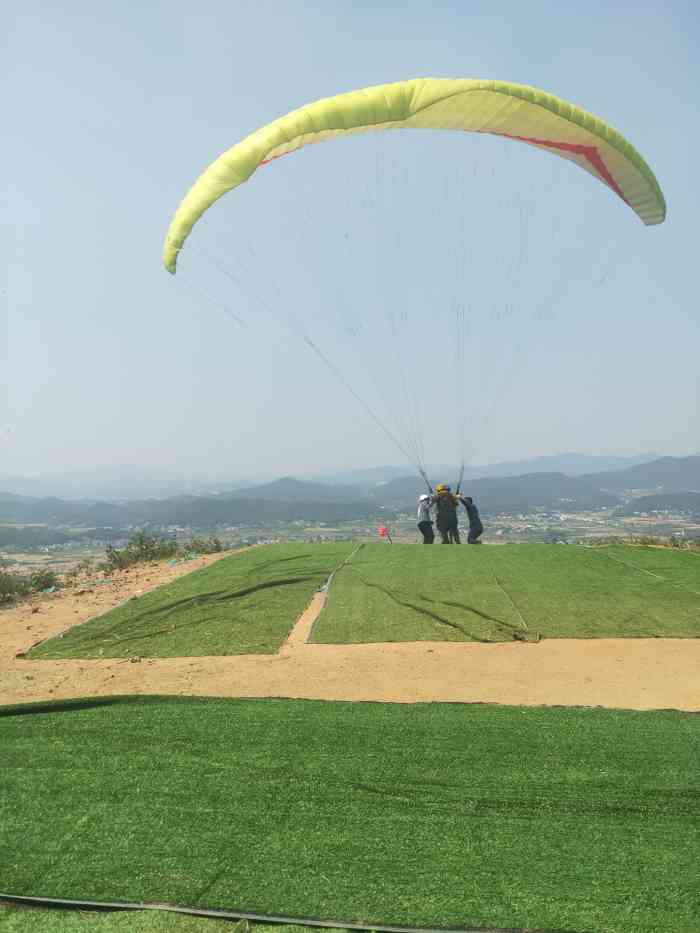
<box><xmin>163</xmin><ymin>78</ymin><xmax>666</xmax><ymax>273</ymax></box>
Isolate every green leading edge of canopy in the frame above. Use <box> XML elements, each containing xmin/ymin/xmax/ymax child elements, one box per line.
<box><xmin>163</xmin><ymin>77</ymin><xmax>667</xmax><ymax>274</ymax></box>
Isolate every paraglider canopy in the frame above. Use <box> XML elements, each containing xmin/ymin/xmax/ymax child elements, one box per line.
<box><xmin>163</xmin><ymin>77</ymin><xmax>666</xmax><ymax>274</ymax></box>
<box><xmin>162</xmin><ymin>77</ymin><xmax>667</xmax><ymax>492</ymax></box>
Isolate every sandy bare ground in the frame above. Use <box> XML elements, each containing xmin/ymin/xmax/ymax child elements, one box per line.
<box><xmin>1</xmin><ymin>554</ymin><xmax>699</xmax><ymax>711</ymax></box>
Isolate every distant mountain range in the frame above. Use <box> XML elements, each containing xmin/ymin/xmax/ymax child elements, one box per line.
<box><xmin>1</xmin><ymin>456</ymin><xmax>697</xmax><ymax>533</ymax></box>
<box><xmin>0</xmin><ymin>472</ymin><xmax>624</xmax><ymax>530</ymax></box>
<box><xmin>313</xmin><ymin>453</ymin><xmax>658</xmax><ymax>486</ymax></box>
<box><xmin>226</xmin><ymin>477</ymin><xmax>363</xmax><ymax>501</ymax></box>
<box><xmin>335</xmin><ymin>456</ymin><xmax>699</xmax><ymax>509</ymax></box>
<box><xmin>0</xmin><ymin>492</ymin><xmax>387</xmax><ymax>529</ymax></box>
<box><xmin>0</xmin><ymin>452</ymin><xmax>660</xmax><ymax>500</ymax></box>
<box><xmin>375</xmin><ymin>473</ymin><xmax>621</xmax><ymax>512</ymax></box>
<box><xmin>580</xmin><ymin>456</ymin><xmax>700</xmax><ymax>494</ymax></box>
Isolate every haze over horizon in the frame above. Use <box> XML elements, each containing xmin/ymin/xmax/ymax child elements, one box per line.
<box><xmin>5</xmin><ymin>2</ymin><xmax>698</xmax><ymax>480</ymax></box>
<box><xmin>0</xmin><ymin>450</ymin><xmax>668</xmax><ymax>480</ymax></box>
<box><xmin>3</xmin><ymin>451</ymin><xmax>694</xmax><ymax>503</ymax></box>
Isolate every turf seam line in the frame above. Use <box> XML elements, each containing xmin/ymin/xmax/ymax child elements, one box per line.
<box><xmin>595</xmin><ymin>550</ymin><xmax>700</xmax><ymax>597</ymax></box>
<box><xmin>320</xmin><ymin>542</ymin><xmax>365</xmax><ymax>596</ymax></box>
<box><xmin>309</xmin><ymin>542</ymin><xmax>365</xmax><ymax>643</ymax></box>
<box><xmin>490</xmin><ymin>575</ymin><xmax>529</xmax><ymax>633</ymax></box>
<box><xmin>0</xmin><ymin>893</ymin><xmax>586</xmax><ymax>933</ymax></box>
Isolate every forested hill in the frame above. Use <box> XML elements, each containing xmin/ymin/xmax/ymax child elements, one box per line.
<box><xmin>227</xmin><ymin>477</ymin><xmax>362</xmax><ymax>500</ymax></box>
<box><xmin>5</xmin><ymin>456</ymin><xmax>698</xmax><ymax>530</ymax></box>
<box><xmin>0</xmin><ymin>471</ymin><xmax>621</xmax><ymax>529</ymax></box>
<box><xmin>377</xmin><ymin>472</ymin><xmax>621</xmax><ymax>512</ymax></box>
<box><xmin>581</xmin><ymin>456</ymin><xmax>700</xmax><ymax>493</ymax></box>
<box><xmin>0</xmin><ymin>493</ymin><xmax>387</xmax><ymax>528</ymax></box>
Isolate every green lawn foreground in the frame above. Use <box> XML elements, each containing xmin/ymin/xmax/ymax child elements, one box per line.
<box><xmin>313</xmin><ymin>543</ymin><xmax>700</xmax><ymax>643</ymax></box>
<box><xmin>26</xmin><ymin>544</ymin><xmax>354</xmax><ymax>660</ymax></box>
<box><xmin>0</xmin><ymin>906</ymin><xmax>319</xmax><ymax>933</ymax></box>
<box><xmin>1</xmin><ymin>696</ymin><xmax>698</xmax><ymax>933</ymax></box>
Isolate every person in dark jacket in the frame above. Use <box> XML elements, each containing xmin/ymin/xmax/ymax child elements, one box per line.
<box><xmin>417</xmin><ymin>494</ymin><xmax>434</xmax><ymax>544</ymax></box>
<box><xmin>433</xmin><ymin>484</ymin><xmax>461</xmax><ymax>544</ymax></box>
<box><xmin>459</xmin><ymin>495</ymin><xmax>484</xmax><ymax>544</ymax></box>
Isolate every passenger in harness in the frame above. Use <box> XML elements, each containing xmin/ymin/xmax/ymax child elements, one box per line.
<box><xmin>433</xmin><ymin>484</ymin><xmax>461</xmax><ymax>544</ymax></box>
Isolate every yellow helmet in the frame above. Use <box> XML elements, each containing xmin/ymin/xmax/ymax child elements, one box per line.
<box><xmin>435</xmin><ymin>483</ymin><xmax>450</xmax><ymax>494</ymax></box>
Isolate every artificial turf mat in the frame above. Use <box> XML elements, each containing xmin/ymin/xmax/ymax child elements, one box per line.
<box><xmin>314</xmin><ymin>544</ymin><xmax>700</xmax><ymax>642</ymax></box>
<box><xmin>26</xmin><ymin>544</ymin><xmax>354</xmax><ymax>659</ymax></box>
<box><xmin>0</xmin><ymin>904</ymin><xmax>293</xmax><ymax>932</ymax></box>
<box><xmin>2</xmin><ymin>696</ymin><xmax>698</xmax><ymax>933</ymax></box>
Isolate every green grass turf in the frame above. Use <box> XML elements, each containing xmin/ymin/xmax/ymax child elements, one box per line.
<box><xmin>0</xmin><ymin>906</ymin><xmax>319</xmax><ymax>933</ymax></box>
<box><xmin>313</xmin><ymin>543</ymin><xmax>700</xmax><ymax>643</ymax></box>
<box><xmin>2</xmin><ymin>697</ymin><xmax>698</xmax><ymax>933</ymax></box>
<box><xmin>26</xmin><ymin>544</ymin><xmax>354</xmax><ymax>660</ymax></box>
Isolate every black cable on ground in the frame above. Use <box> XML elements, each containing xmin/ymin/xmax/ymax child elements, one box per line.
<box><xmin>0</xmin><ymin>892</ymin><xmax>587</xmax><ymax>933</ymax></box>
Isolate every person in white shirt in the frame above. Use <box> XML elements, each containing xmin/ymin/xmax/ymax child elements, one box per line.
<box><xmin>417</xmin><ymin>493</ymin><xmax>435</xmax><ymax>544</ymax></box>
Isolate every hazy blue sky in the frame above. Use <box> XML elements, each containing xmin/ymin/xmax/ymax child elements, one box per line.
<box><xmin>4</xmin><ymin>0</ymin><xmax>698</xmax><ymax>480</ymax></box>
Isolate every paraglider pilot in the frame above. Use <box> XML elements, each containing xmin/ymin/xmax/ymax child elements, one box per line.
<box><xmin>433</xmin><ymin>484</ymin><xmax>461</xmax><ymax>544</ymax></box>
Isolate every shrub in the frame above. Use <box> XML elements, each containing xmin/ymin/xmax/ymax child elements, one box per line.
<box><xmin>29</xmin><ymin>569</ymin><xmax>60</xmax><ymax>591</ymax></box>
<box><xmin>0</xmin><ymin>572</ymin><xmax>31</xmax><ymax>604</ymax></box>
<box><xmin>0</xmin><ymin>568</ymin><xmax>60</xmax><ymax>604</ymax></box>
<box><xmin>181</xmin><ymin>536</ymin><xmax>224</xmax><ymax>555</ymax></box>
<box><xmin>103</xmin><ymin>531</ymin><xmax>179</xmax><ymax>571</ymax></box>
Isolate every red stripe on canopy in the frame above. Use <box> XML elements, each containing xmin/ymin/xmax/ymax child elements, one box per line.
<box><xmin>493</xmin><ymin>132</ymin><xmax>628</xmax><ymax>203</ymax></box>
<box><xmin>262</xmin><ymin>131</ymin><xmax>627</xmax><ymax>206</ymax></box>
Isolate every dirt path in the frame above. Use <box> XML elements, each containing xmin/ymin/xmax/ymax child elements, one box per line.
<box><xmin>2</xmin><ymin>555</ymin><xmax>699</xmax><ymax>711</ymax></box>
